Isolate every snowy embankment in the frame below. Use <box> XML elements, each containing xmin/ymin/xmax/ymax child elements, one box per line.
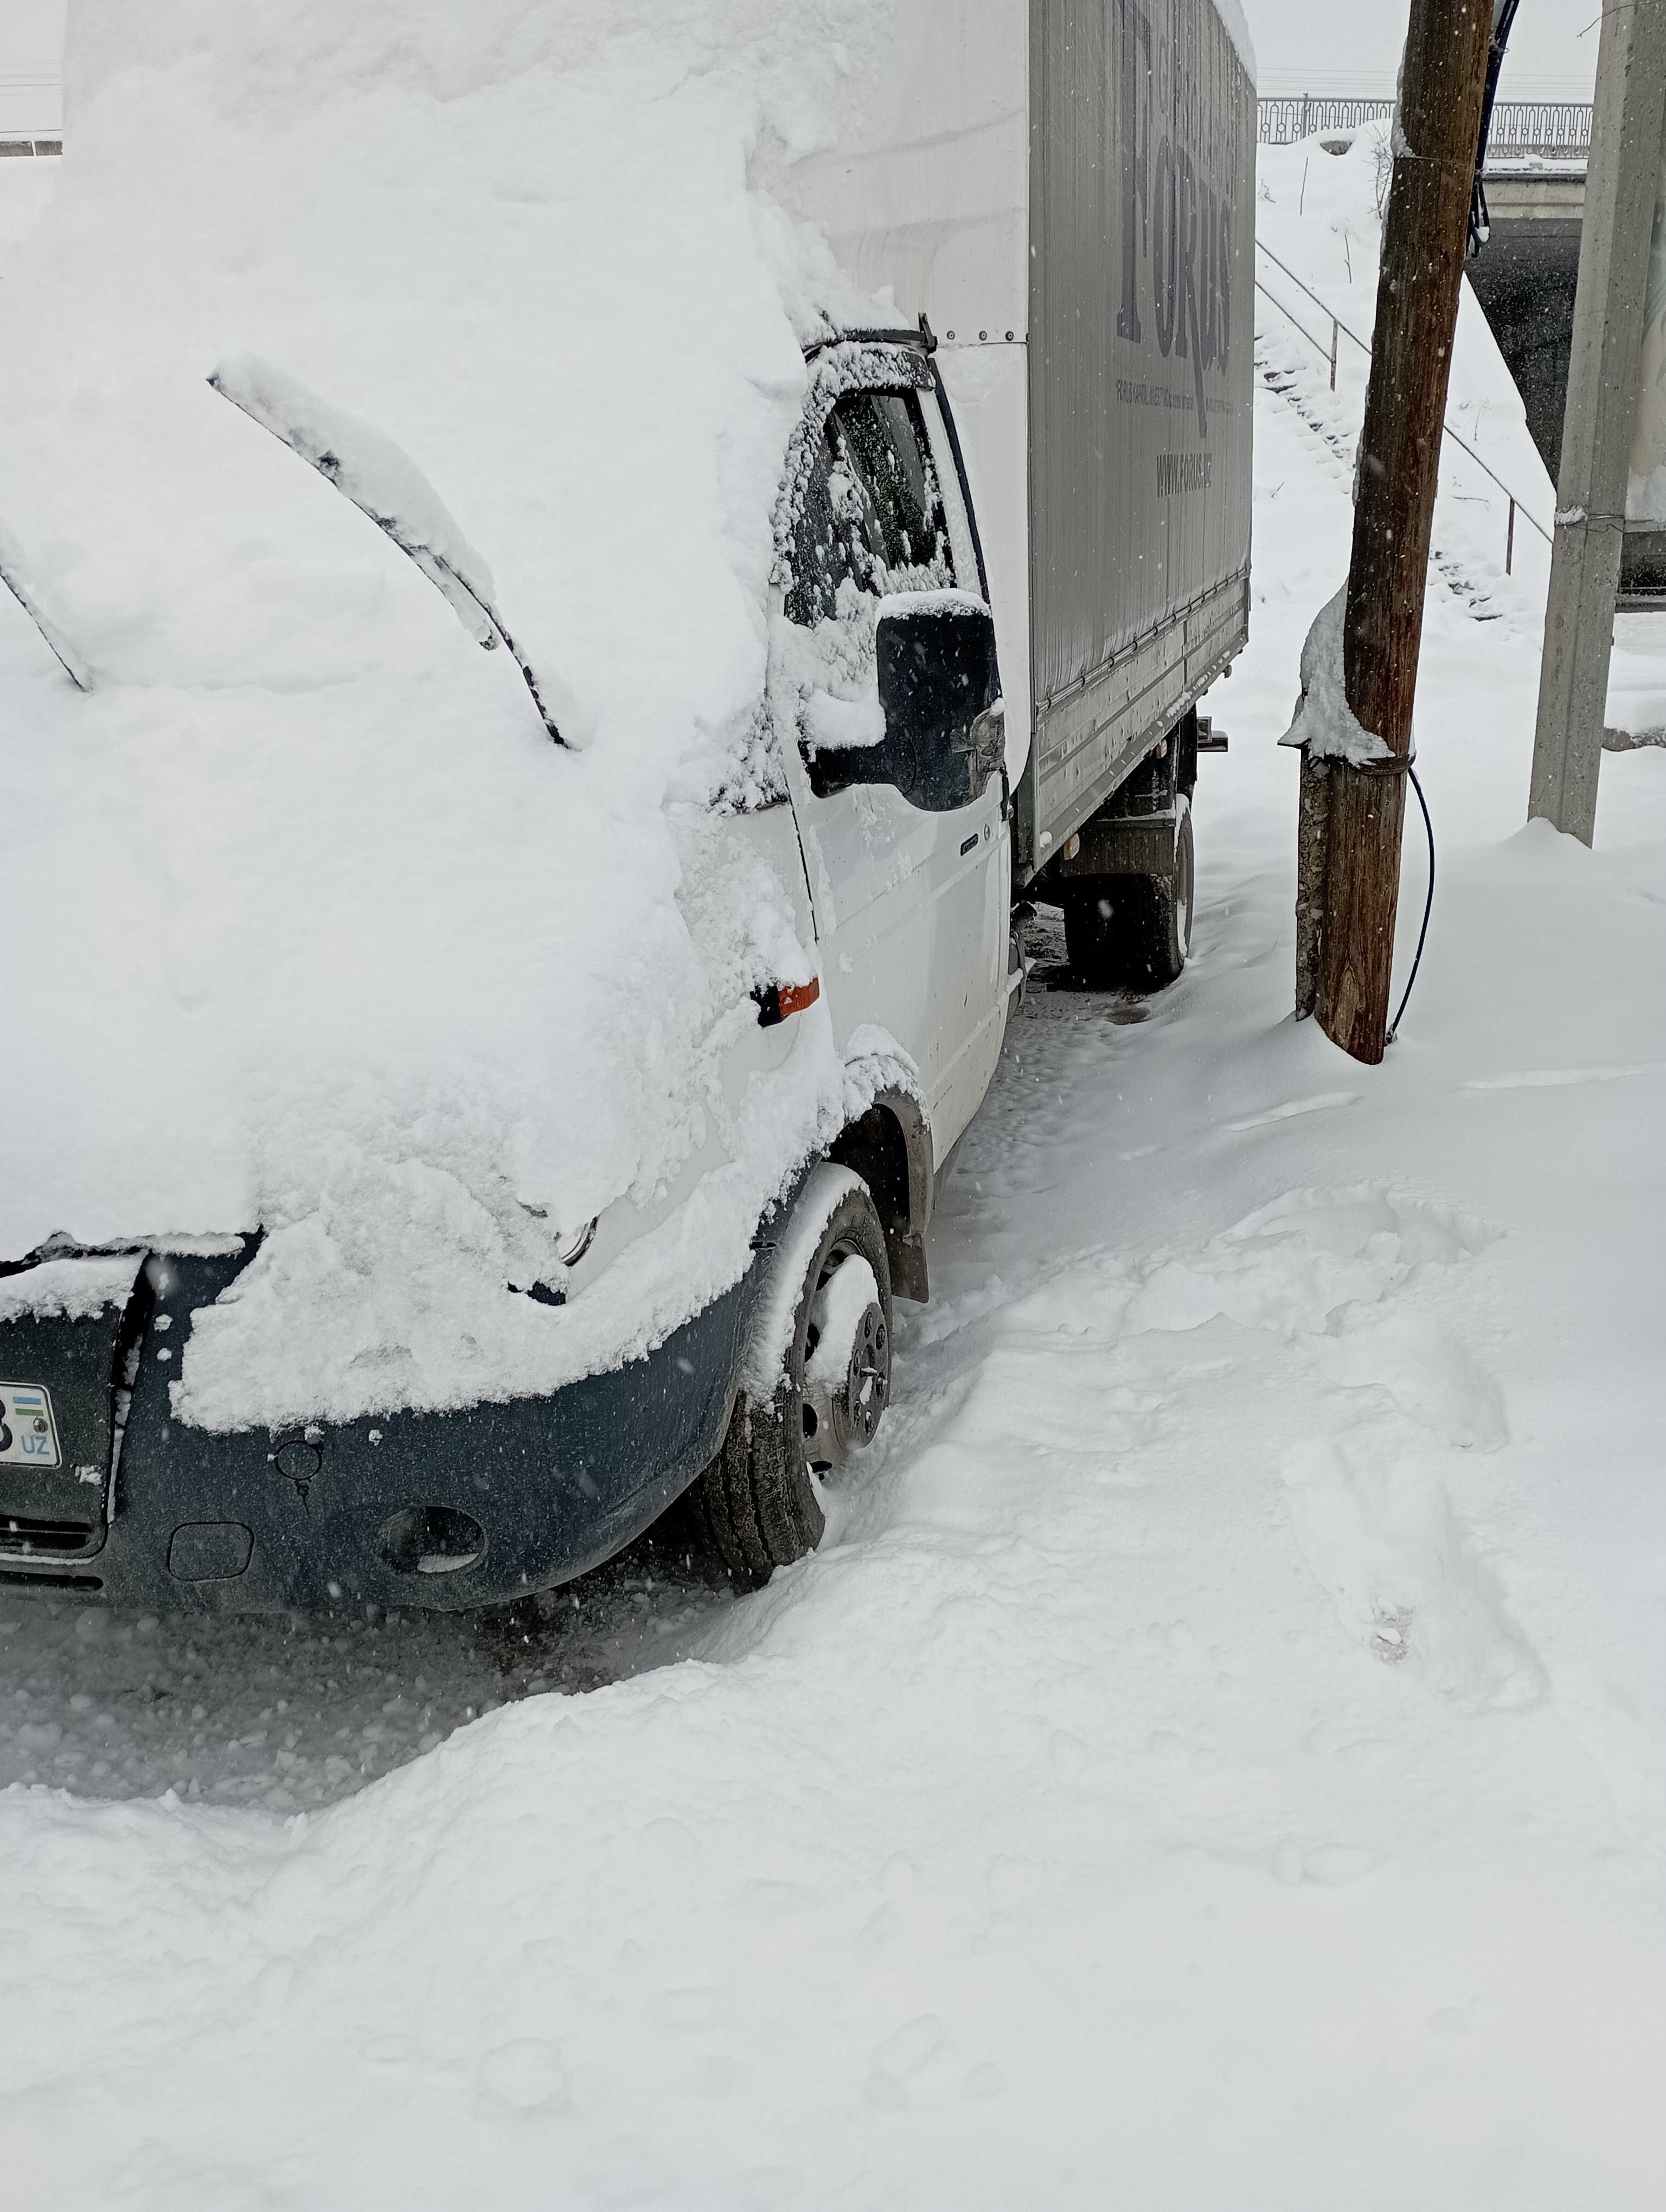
<box><xmin>1254</xmin><ymin>129</ymin><xmax>1556</xmax><ymax>620</ymax></box>
<box><xmin>4</xmin><ymin>126</ymin><xmax>1665</xmax><ymax>2212</ymax></box>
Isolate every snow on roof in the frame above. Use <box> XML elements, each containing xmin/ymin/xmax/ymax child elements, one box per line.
<box><xmin>0</xmin><ymin>0</ymin><xmax>893</xmax><ymax>1424</ymax></box>
<box><xmin>1214</xmin><ymin>0</ymin><xmax>1258</xmax><ymax>87</ymax></box>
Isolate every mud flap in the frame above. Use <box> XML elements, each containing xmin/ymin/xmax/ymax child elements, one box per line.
<box><xmin>1053</xmin><ymin>736</ymin><xmax>1183</xmax><ymax>883</ymax></box>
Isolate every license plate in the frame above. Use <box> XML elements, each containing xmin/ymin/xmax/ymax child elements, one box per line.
<box><xmin>0</xmin><ymin>1384</ymin><xmax>60</xmax><ymax>1469</ymax></box>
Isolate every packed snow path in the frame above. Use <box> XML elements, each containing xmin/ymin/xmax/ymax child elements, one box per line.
<box><xmin>7</xmin><ymin>139</ymin><xmax>1666</xmax><ymax>2208</ymax></box>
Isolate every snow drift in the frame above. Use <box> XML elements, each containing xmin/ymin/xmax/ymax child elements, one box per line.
<box><xmin>0</xmin><ymin>0</ymin><xmax>896</xmax><ymax>1425</ymax></box>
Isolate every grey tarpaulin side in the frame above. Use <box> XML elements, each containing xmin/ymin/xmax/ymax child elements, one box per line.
<box><xmin>1018</xmin><ymin>0</ymin><xmax>1255</xmax><ymax>879</ymax></box>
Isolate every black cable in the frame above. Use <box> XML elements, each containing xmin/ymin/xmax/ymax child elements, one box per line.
<box><xmin>1387</xmin><ymin>763</ymin><xmax>1434</xmax><ymax>1044</ymax></box>
<box><xmin>1469</xmin><ymin>0</ymin><xmax>1522</xmax><ymax>256</ymax></box>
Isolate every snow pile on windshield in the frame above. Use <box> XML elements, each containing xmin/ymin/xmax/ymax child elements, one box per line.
<box><xmin>206</xmin><ymin>348</ymin><xmax>588</xmax><ymax>749</ymax></box>
<box><xmin>207</xmin><ymin>351</ymin><xmax>502</xmax><ymax>644</ymax></box>
<box><xmin>0</xmin><ymin>0</ymin><xmax>892</xmax><ymax>1424</ymax></box>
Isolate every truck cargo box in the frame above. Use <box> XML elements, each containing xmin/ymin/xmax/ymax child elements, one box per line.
<box><xmin>774</xmin><ymin>0</ymin><xmax>1256</xmax><ymax>883</ymax></box>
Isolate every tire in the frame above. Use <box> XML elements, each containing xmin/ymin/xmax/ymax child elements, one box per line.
<box><xmin>1063</xmin><ymin>796</ymin><xmax>1194</xmax><ymax>992</ymax></box>
<box><xmin>696</xmin><ymin>1181</ymin><xmax>893</xmax><ymax>1588</ymax></box>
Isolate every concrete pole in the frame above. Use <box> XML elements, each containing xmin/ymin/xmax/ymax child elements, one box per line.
<box><xmin>1528</xmin><ymin>0</ymin><xmax>1666</xmax><ymax>844</ymax></box>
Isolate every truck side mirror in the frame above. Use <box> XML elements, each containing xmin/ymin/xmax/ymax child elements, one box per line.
<box><xmin>871</xmin><ymin>597</ymin><xmax>1001</xmax><ymax>810</ymax></box>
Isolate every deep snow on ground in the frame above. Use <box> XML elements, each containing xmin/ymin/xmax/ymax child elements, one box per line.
<box><xmin>6</xmin><ymin>131</ymin><xmax>1666</xmax><ymax>2212</ymax></box>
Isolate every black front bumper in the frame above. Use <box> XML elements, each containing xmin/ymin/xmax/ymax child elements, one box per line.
<box><xmin>0</xmin><ymin>1244</ymin><xmax>764</xmax><ymax>1613</ymax></box>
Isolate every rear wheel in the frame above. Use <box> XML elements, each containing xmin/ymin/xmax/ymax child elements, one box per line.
<box><xmin>1063</xmin><ymin>796</ymin><xmax>1193</xmax><ymax>991</ymax></box>
<box><xmin>696</xmin><ymin>1181</ymin><xmax>893</xmax><ymax>1587</ymax></box>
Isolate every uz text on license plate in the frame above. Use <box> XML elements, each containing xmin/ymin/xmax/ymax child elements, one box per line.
<box><xmin>0</xmin><ymin>1384</ymin><xmax>60</xmax><ymax>1469</ymax></box>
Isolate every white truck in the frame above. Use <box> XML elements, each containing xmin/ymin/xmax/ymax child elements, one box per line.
<box><xmin>0</xmin><ymin>0</ymin><xmax>1253</xmax><ymax>1607</ymax></box>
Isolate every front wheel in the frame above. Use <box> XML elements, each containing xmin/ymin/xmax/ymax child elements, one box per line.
<box><xmin>696</xmin><ymin>1174</ymin><xmax>893</xmax><ymax>1587</ymax></box>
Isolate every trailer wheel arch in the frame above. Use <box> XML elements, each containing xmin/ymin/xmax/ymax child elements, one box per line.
<box><xmin>828</xmin><ymin>1090</ymin><xmax>933</xmax><ymax>1303</ymax></box>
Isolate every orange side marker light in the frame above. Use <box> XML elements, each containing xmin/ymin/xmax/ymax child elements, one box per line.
<box><xmin>753</xmin><ymin>975</ymin><xmax>821</xmax><ymax>1027</ymax></box>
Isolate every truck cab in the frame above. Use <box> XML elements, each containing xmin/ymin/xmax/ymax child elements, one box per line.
<box><xmin>0</xmin><ymin>0</ymin><xmax>1253</xmax><ymax>1612</ymax></box>
<box><xmin>0</xmin><ymin>329</ymin><xmax>1016</xmax><ymax>1611</ymax></box>
<box><xmin>772</xmin><ymin>335</ymin><xmax>1014</xmax><ymax>1160</ymax></box>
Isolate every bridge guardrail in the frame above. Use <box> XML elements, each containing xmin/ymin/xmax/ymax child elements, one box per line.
<box><xmin>1258</xmin><ymin>97</ymin><xmax>1591</xmax><ymax>162</ymax></box>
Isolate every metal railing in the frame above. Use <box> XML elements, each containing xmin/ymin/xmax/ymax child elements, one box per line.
<box><xmin>1253</xmin><ymin>237</ymin><xmax>1553</xmax><ymax>576</ymax></box>
<box><xmin>2</xmin><ymin>102</ymin><xmax>1605</xmax><ymax>163</ymax></box>
<box><xmin>1258</xmin><ymin>96</ymin><xmax>1592</xmax><ymax>161</ymax></box>
<box><xmin>1258</xmin><ymin>96</ymin><xmax>1393</xmax><ymax>144</ymax></box>
<box><xmin>1486</xmin><ymin>100</ymin><xmax>1594</xmax><ymax>158</ymax></box>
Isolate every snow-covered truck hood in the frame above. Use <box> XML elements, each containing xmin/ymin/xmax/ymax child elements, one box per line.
<box><xmin>0</xmin><ymin>0</ymin><xmax>896</xmax><ymax>1427</ymax></box>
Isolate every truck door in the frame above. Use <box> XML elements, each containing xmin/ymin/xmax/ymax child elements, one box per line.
<box><xmin>775</xmin><ymin>370</ymin><xmax>1009</xmax><ymax>1155</ymax></box>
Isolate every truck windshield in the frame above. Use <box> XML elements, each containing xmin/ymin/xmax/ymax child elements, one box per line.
<box><xmin>786</xmin><ymin>389</ymin><xmax>953</xmax><ymax>626</ymax></box>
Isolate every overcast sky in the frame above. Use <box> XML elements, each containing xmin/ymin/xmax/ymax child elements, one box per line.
<box><xmin>0</xmin><ymin>0</ymin><xmax>1605</xmax><ymax>136</ymax></box>
<box><xmin>1250</xmin><ymin>0</ymin><xmax>1597</xmax><ymax>100</ymax></box>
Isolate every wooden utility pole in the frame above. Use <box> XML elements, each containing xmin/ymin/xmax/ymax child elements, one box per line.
<box><xmin>1529</xmin><ymin>0</ymin><xmax>1666</xmax><ymax>843</ymax></box>
<box><xmin>1294</xmin><ymin>0</ymin><xmax>1493</xmax><ymax>1063</ymax></box>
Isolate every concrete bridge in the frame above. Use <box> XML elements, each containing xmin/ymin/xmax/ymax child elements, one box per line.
<box><xmin>1469</xmin><ymin>163</ymin><xmax>1586</xmax><ymax>486</ymax></box>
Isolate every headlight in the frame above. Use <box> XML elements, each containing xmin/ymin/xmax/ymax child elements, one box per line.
<box><xmin>509</xmin><ymin>1207</ymin><xmax>600</xmax><ymax>1303</ymax></box>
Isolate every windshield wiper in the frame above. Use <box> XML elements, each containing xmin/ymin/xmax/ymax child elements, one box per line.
<box><xmin>0</xmin><ymin>519</ymin><xmax>92</xmax><ymax>691</ymax></box>
<box><xmin>208</xmin><ymin>353</ymin><xmax>582</xmax><ymax>749</ymax></box>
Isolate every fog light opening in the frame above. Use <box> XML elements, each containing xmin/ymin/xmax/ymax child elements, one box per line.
<box><xmin>377</xmin><ymin>1504</ymin><xmax>486</xmax><ymax>1577</ymax></box>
